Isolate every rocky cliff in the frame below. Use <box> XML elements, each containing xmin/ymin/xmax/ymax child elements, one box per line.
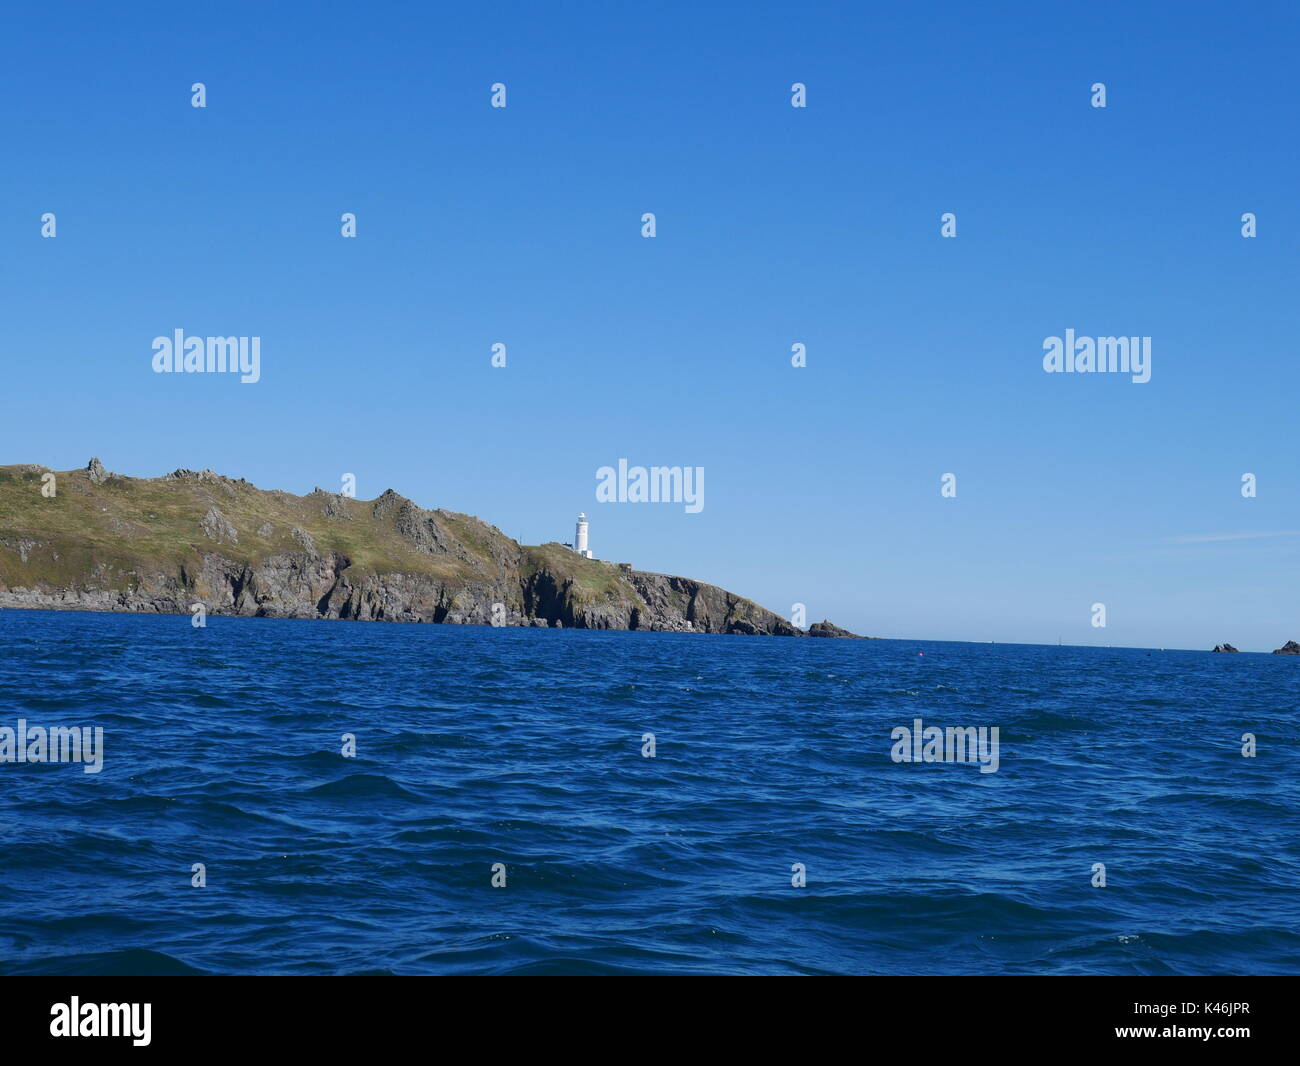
<box><xmin>0</xmin><ymin>459</ymin><xmax>858</xmax><ymax>637</ymax></box>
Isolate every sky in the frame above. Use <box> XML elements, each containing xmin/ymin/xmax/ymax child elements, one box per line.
<box><xmin>1</xmin><ymin>1</ymin><xmax>1297</xmax><ymax>650</ymax></box>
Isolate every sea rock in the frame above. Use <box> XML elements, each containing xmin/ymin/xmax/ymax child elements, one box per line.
<box><xmin>808</xmin><ymin>619</ymin><xmax>861</xmax><ymax>638</ymax></box>
<box><xmin>1212</xmin><ymin>643</ymin><xmax>1239</xmax><ymax>653</ymax></box>
<box><xmin>1272</xmin><ymin>641</ymin><xmax>1300</xmax><ymax>655</ymax></box>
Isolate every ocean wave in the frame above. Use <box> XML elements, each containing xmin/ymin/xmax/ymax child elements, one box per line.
<box><xmin>1</xmin><ymin>613</ymin><xmax>1297</xmax><ymax>974</ymax></box>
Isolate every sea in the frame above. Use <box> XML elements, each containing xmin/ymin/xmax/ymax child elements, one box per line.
<box><xmin>1</xmin><ymin>609</ymin><xmax>1296</xmax><ymax>975</ymax></box>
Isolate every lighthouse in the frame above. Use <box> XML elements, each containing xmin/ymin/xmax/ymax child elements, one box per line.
<box><xmin>574</xmin><ymin>512</ymin><xmax>592</xmax><ymax>558</ymax></box>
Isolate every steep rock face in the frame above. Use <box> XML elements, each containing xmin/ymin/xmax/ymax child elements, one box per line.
<box><xmin>0</xmin><ymin>459</ymin><xmax>861</xmax><ymax>637</ymax></box>
<box><xmin>625</xmin><ymin>572</ymin><xmax>801</xmax><ymax>635</ymax></box>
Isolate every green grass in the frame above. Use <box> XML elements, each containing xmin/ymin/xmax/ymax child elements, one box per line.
<box><xmin>0</xmin><ymin>465</ymin><xmax>502</xmax><ymax>590</ymax></box>
<box><xmin>518</xmin><ymin>542</ymin><xmax>648</xmax><ymax>611</ymax></box>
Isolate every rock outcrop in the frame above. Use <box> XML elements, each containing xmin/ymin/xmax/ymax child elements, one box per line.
<box><xmin>1272</xmin><ymin>641</ymin><xmax>1300</xmax><ymax>655</ymax></box>
<box><xmin>200</xmin><ymin>508</ymin><xmax>238</xmax><ymax>545</ymax></box>
<box><xmin>809</xmin><ymin>620</ymin><xmax>861</xmax><ymax>639</ymax></box>
<box><xmin>0</xmin><ymin>459</ymin><xmax>863</xmax><ymax>638</ymax></box>
<box><xmin>1212</xmin><ymin>643</ymin><xmax>1239</xmax><ymax>653</ymax></box>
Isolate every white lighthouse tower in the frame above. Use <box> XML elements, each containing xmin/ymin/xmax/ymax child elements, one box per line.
<box><xmin>574</xmin><ymin>512</ymin><xmax>592</xmax><ymax>558</ymax></box>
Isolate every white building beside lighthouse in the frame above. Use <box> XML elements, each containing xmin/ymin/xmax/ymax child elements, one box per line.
<box><xmin>574</xmin><ymin>512</ymin><xmax>592</xmax><ymax>558</ymax></box>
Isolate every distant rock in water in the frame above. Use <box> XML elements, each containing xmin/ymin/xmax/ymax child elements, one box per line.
<box><xmin>1272</xmin><ymin>641</ymin><xmax>1300</xmax><ymax>655</ymax></box>
<box><xmin>1212</xmin><ymin>643</ymin><xmax>1240</xmax><ymax>653</ymax></box>
<box><xmin>808</xmin><ymin>620</ymin><xmax>862</xmax><ymax>639</ymax></box>
<box><xmin>0</xmin><ymin>458</ymin><xmax>858</xmax><ymax>638</ymax></box>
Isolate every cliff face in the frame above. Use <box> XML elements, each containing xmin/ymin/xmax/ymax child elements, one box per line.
<box><xmin>0</xmin><ymin>459</ymin><xmax>838</xmax><ymax>637</ymax></box>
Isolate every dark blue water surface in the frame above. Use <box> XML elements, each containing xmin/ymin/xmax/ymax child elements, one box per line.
<box><xmin>1</xmin><ymin>609</ymin><xmax>1297</xmax><ymax>975</ymax></box>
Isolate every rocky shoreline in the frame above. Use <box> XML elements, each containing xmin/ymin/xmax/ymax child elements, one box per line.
<box><xmin>0</xmin><ymin>459</ymin><xmax>863</xmax><ymax>638</ymax></box>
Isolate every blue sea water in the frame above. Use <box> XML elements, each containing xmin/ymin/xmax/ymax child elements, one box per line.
<box><xmin>0</xmin><ymin>609</ymin><xmax>1296</xmax><ymax>976</ymax></box>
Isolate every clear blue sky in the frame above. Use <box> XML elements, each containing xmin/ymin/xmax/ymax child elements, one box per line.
<box><xmin>2</xmin><ymin>1</ymin><xmax>1297</xmax><ymax>650</ymax></box>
